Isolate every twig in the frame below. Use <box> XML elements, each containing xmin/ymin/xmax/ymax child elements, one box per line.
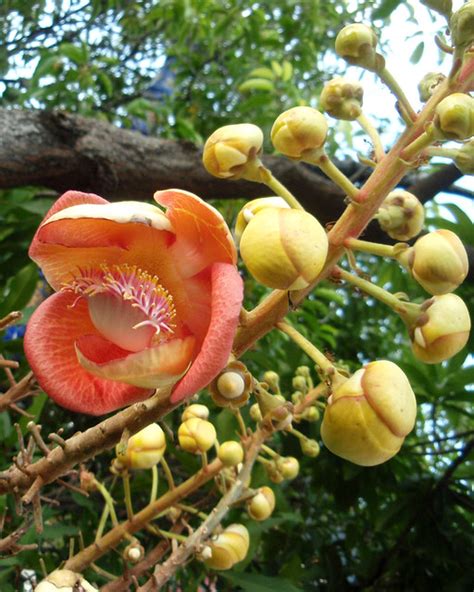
<box><xmin>0</xmin><ymin>371</ymin><xmax>35</xmax><ymax>413</ymax></box>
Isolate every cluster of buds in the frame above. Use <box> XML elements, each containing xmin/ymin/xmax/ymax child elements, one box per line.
<box><xmin>36</xmin><ymin>570</ymin><xmax>97</xmax><ymax>592</ymax></box>
<box><xmin>377</xmin><ymin>190</ymin><xmax>425</xmax><ymax>241</ymax></box>
<box><xmin>201</xmin><ymin>524</ymin><xmax>250</xmax><ymax>570</ymax></box>
<box><xmin>115</xmin><ymin>423</ymin><xmax>166</xmax><ymax>470</ymax></box>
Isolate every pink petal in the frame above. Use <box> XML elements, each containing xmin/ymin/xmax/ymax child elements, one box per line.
<box><xmin>170</xmin><ymin>262</ymin><xmax>243</xmax><ymax>403</ymax></box>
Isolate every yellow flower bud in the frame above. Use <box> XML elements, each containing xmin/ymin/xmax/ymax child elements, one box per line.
<box><xmin>247</xmin><ymin>486</ymin><xmax>276</xmax><ymax>521</ymax></box>
<box><xmin>181</xmin><ymin>403</ymin><xmax>209</xmax><ymax>422</ymax></box>
<box><xmin>262</xmin><ymin>370</ymin><xmax>281</xmax><ymax>393</ymax></box>
<box><xmin>418</xmin><ymin>72</ymin><xmax>446</xmax><ymax>103</ymax></box>
<box><xmin>377</xmin><ymin>190</ymin><xmax>425</xmax><ymax>241</ymax></box>
<box><xmin>250</xmin><ymin>402</ymin><xmax>263</xmax><ymax>422</ymax></box>
<box><xmin>235</xmin><ymin>197</ymin><xmax>290</xmax><ymax>244</ymax></box>
<box><xmin>178</xmin><ymin>418</ymin><xmax>216</xmax><ymax>454</ymax></box>
<box><xmin>36</xmin><ymin>570</ymin><xmax>97</xmax><ymax>592</ymax></box>
<box><xmin>271</xmin><ymin>106</ymin><xmax>328</xmax><ymax>158</ymax></box>
<box><xmin>321</xmin><ymin>361</ymin><xmax>417</xmax><ymax>466</ymax></box>
<box><xmin>292</xmin><ymin>375</ymin><xmax>307</xmax><ymax>392</ymax></box>
<box><xmin>410</xmin><ymin>294</ymin><xmax>471</xmax><ymax>364</ymax></box>
<box><xmin>203</xmin><ymin>123</ymin><xmax>264</xmax><ymax>179</ymax></box>
<box><xmin>277</xmin><ymin>456</ymin><xmax>300</xmax><ymax>480</ymax></box>
<box><xmin>335</xmin><ymin>24</ymin><xmax>380</xmax><ymax>71</ymax></box>
<box><xmin>218</xmin><ymin>440</ymin><xmax>244</xmax><ymax>466</ymax></box>
<box><xmin>266</xmin><ymin>460</ymin><xmax>284</xmax><ymax>484</ymax></box>
<box><xmin>210</xmin><ymin>361</ymin><xmax>252</xmax><ymax>408</ymax></box>
<box><xmin>432</xmin><ymin>93</ymin><xmax>474</xmax><ymax>141</ymax></box>
<box><xmin>239</xmin><ymin>207</ymin><xmax>328</xmax><ymax>290</ymax></box>
<box><xmin>116</xmin><ymin>423</ymin><xmax>166</xmax><ymax>470</ymax></box>
<box><xmin>303</xmin><ymin>407</ymin><xmax>320</xmax><ymax>423</ymax></box>
<box><xmin>291</xmin><ymin>390</ymin><xmax>304</xmax><ymax>405</ymax></box>
<box><xmin>320</xmin><ymin>77</ymin><xmax>364</xmax><ymax>121</ymax></box>
<box><xmin>454</xmin><ymin>138</ymin><xmax>474</xmax><ymax>174</ymax></box>
<box><xmin>204</xmin><ymin>524</ymin><xmax>250</xmax><ymax>570</ymax></box>
<box><xmin>405</xmin><ymin>229</ymin><xmax>468</xmax><ymax>295</ymax></box>
<box><xmin>301</xmin><ymin>437</ymin><xmax>320</xmax><ymax>457</ymax></box>
<box><xmin>450</xmin><ymin>0</ymin><xmax>474</xmax><ymax>49</ymax></box>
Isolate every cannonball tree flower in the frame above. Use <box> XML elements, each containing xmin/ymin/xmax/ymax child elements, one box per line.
<box><xmin>24</xmin><ymin>190</ymin><xmax>243</xmax><ymax>415</ymax></box>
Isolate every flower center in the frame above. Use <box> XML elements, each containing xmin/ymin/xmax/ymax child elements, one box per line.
<box><xmin>63</xmin><ymin>264</ymin><xmax>176</xmax><ymax>352</ymax></box>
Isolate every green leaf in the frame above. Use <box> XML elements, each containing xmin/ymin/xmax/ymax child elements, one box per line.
<box><xmin>223</xmin><ymin>572</ymin><xmax>303</xmax><ymax>592</ymax></box>
<box><xmin>410</xmin><ymin>41</ymin><xmax>424</xmax><ymax>64</ymax></box>
<box><xmin>59</xmin><ymin>42</ymin><xmax>89</xmax><ymax>65</ymax></box>
<box><xmin>0</xmin><ymin>263</ymin><xmax>38</xmax><ymax>317</ymax></box>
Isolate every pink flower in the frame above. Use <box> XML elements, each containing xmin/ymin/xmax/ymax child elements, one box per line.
<box><xmin>24</xmin><ymin>189</ymin><xmax>243</xmax><ymax>415</ymax></box>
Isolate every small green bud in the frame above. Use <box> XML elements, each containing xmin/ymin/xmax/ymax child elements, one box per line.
<box><xmin>303</xmin><ymin>407</ymin><xmax>320</xmax><ymax>422</ymax></box>
<box><xmin>250</xmin><ymin>402</ymin><xmax>263</xmax><ymax>422</ymax></box>
<box><xmin>263</xmin><ymin>370</ymin><xmax>281</xmax><ymax>392</ymax></box>
<box><xmin>320</xmin><ymin>77</ymin><xmax>364</xmax><ymax>120</ymax></box>
<box><xmin>418</xmin><ymin>72</ymin><xmax>446</xmax><ymax>102</ymax></box>
<box><xmin>218</xmin><ymin>441</ymin><xmax>245</xmax><ymax>466</ymax></box>
<box><xmin>296</xmin><ymin>366</ymin><xmax>311</xmax><ymax>378</ymax></box>
<box><xmin>291</xmin><ymin>390</ymin><xmax>304</xmax><ymax>405</ymax></box>
<box><xmin>450</xmin><ymin>0</ymin><xmax>474</xmax><ymax>49</ymax></box>
<box><xmin>377</xmin><ymin>190</ymin><xmax>425</xmax><ymax>241</ymax></box>
<box><xmin>432</xmin><ymin>93</ymin><xmax>474</xmax><ymax>141</ymax></box>
<box><xmin>301</xmin><ymin>437</ymin><xmax>320</xmax><ymax>457</ymax></box>
<box><xmin>292</xmin><ymin>375</ymin><xmax>307</xmax><ymax>392</ymax></box>
<box><xmin>335</xmin><ymin>24</ymin><xmax>380</xmax><ymax>71</ymax></box>
<box><xmin>277</xmin><ymin>456</ymin><xmax>300</xmax><ymax>480</ymax></box>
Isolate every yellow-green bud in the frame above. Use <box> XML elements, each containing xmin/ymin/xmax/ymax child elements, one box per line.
<box><xmin>239</xmin><ymin>207</ymin><xmax>328</xmax><ymax>290</ymax></box>
<box><xmin>210</xmin><ymin>361</ymin><xmax>252</xmax><ymax>408</ymax></box>
<box><xmin>271</xmin><ymin>106</ymin><xmax>328</xmax><ymax>158</ymax></box>
<box><xmin>320</xmin><ymin>77</ymin><xmax>364</xmax><ymax>120</ymax></box>
<box><xmin>203</xmin><ymin>123</ymin><xmax>264</xmax><ymax>179</ymax></box>
<box><xmin>182</xmin><ymin>403</ymin><xmax>209</xmax><ymax>422</ymax></box>
<box><xmin>266</xmin><ymin>460</ymin><xmax>284</xmax><ymax>484</ymax></box>
<box><xmin>296</xmin><ymin>366</ymin><xmax>311</xmax><ymax>378</ymax></box>
<box><xmin>218</xmin><ymin>441</ymin><xmax>244</xmax><ymax>466</ymax></box>
<box><xmin>250</xmin><ymin>402</ymin><xmax>263</xmax><ymax>422</ymax></box>
<box><xmin>335</xmin><ymin>24</ymin><xmax>380</xmax><ymax>71</ymax></box>
<box><xmin>321</xmin><ymin>361</ymin><xmax>417</xmax><ymax>466</ymax></box>
<box><xmin>291</xmin><ymin>390</ymin><xmax>304</xmax><ymax>405</ymax></box>
<box><xmin>454</xmin><ymin>138</ymin><xmax>474</xmax><ymax>174</ymax></box>
<box><xmin>178</xmin><ymin>418</ymin><xmax>217</xmax><ymax>454</ymax></box>
<box><xmin>36</xmin><ymin>570</ymin><xmax>97</xmax><ymax>592</ymax></box>
<box><xmin>115</xmin><ymin>423</ymin><xmax>166</xmax><ymax>470</ymax></box>
<box><xmin>410</xmin><ymin>294</ymin><xmax>471</xmax><ymax>363</ymax></box>
<box><xmin>377</xmin><ymin>190</ymin><xmax>425</xmax><ymax>241</ymax></box>
<box><xmin>247</xmin><ymin>486</ymin><xmax>276</xmax><ymax>521</ymax></box>
<box><xmin>432</xmin><ymin>93</ymin><xmax>474</xmax><ymax>141</ymax></box>
<box><xmin>204</xmin><ymin>524</ymin><xmax>250</xmax><ymax>570</ymax></box>
<box><xmin>404</xmin><ymin>229</ymin><xmax>468</xmax><ymax>295</ymax></box>
<box><xmin>235</xmin><ymin>197</ymin><xmax>290</xmax><ymax>244</ymax></box>
<box><xmin>303</xmin><ymin>407</ymin><xmax>320</xmax><ymax>423</ymax></box>
<box><xmin>277</xmin><ymin>456</ymin><xmax>300</xmax><ymax>480</ymax></box>
<box><xmin>418</xmin><ymin>72</ymin><xmax>446</xmax><ymax>103</ymax></box>
<box><xmin>292</xmin><ymin>375</ymin><xmax>307</xmax><ymax>392</ymax></box>
<box><xmin>263</xmin><ymin>370</ymin><xmax>281</xmax><ymax>392</ymax></box>
<box><xmin>301</xmin><ymin>437</ymin><xmax>320</xmax><ymax>457</ymax></box>
<box><xmin>450</xmin><ymin>0</ymin><xmax>474</xmax><ymax>49</ymax></box>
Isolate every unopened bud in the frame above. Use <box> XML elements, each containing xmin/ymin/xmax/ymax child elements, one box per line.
<box><xmin>296</xmin><ymin>366</ymin><xmax>311</xmax><ymax>378</ymax></box>
<box><xmin>36</xmin><ymin>570</ymin><xmax>97</xmax><ymax>592</ymax></box>
<box><xmin>178</xmin><ymin>418</ymin><xmax>216</xmax><ymax>454</ymax></box>
<box><xmin>301</xmin><ymin>437</ymin><xmax>320</xmax><ymax>457</ymax></box>
<box><xmin>247</xmin><ymin>486</ymin><xmax>276</xmax><ymax>521</ymax></box>
<box><xmin>320</xmin><ymin>77</ymin><xmax>364</xmax><ymax>120</ymax></box>
<box><xmin>116</xmin><ymin>423</ymin><xmax>166</xmax><ymax>470</ymax></box>
<box><xmin>291</xmin><ymin>391</ymin><xmax>304</xmax><ymax>405</ymax></box>
<box><xmin>239</xmin><ymin>206</ymin><xmax>328</xmax><ymax>290</ymax></box>
<box><xmin>377</xmin><ymin>190</ymin><xmax>425</xmax><ymax>241</ymax></box>
<box><xmin>265</xmin><ymin>460</ymin><xmax>284</xmax><ymax>484</ymax></box>
<box><xmin>410</xmin><ymin>294</ymin><xmax>470</xmax><ymax>363</ymax></box>
<box><xmin>271</xmin><ymin>106</ymin><xmax>328</xmax><ymax>158</ymax></box>
<box><xmin>203</xmin><ymin>124</ymin><xmax>264</xmax><ymax>179</ymax></box>
<box><xmin>335</xmin><ymin>24</ymin><xmax>380</xmax><ymax>71</ymax></box>
<box><xmin>432</xmin><ymin>93</ymin><xmax>474</xmax><ymax>141</ymax></box>
<box><xmin>210</xmin><ymin>361</ymin><xmax>252</xmax><ymax>408</ymax></box>
<box><xmin>218</xmin><ymin>441</ymin><xmax>244</xmax><ymax>466</ymax></box>
<box><xmin>454</xmin><ymin>138</ymin><xmax>474</xmax><ymax>174</ymax></box>
<box><xmin>124</xmin><ymin>542</ymin><xmax>145</xmax><ymax>564</ymax></box>
<box><xmin>204</xmin><ymin>524</ymin><xmax>250</xmax><ymax>570</ymax></box>
<box><xmin>263</xmin><ymin>370</ymin><xmax>281</xmax><ymax>393</ymax></box>
<box><xmin>292</xmin><ymin>375</ymin><xmax>307</xmax><ymax>392</ymax></box>
<box><xmin>321</xmin><ymin>361</ymin><xmax>417</xmax><ymax>466</ymax></box>
<box><xmin>277</xmin><ymin>456</ymin><xmax>300</xmax><ymax>480</ymax></box>
<box><xmin>418</xmin><ymin>72</ymin><xmax>446</xmax><ymax>102</ymax></box>
<box><xmin>250</xmin><ymin>402</ymin><xmax>263</xmax><ymax>422</ymax></box>
<box><xmin>450</xmin><ymin>0</ymin><xmax>474</xmax><ymax>49</ymax></box>
<box><xmin>303</xmin><ymin>407</ymin><xmax>320</xmax><ymax>423</ymax></box>
<box><xmin>182</xmin><ymin>403</ymin><xmax>209</xmax><ymax>422</ymax></box>
<box><xmin>235</xmin><ymin>197</ymin><xmax>290</xmax><ymax>244</ymax></box>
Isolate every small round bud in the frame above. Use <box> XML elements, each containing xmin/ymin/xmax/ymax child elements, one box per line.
<box><xmin>239</xmin><ymin>207</ymin><xmax>328</xmax><ymax>290</ymax></box>
<box><xmin>301</xmin><ymin>437</ymin><xmax>320</xmax><ymax>457</ymax></box>
<box><xmin>263</xmin><ymin>370</ymin><xmax>281</xmax><ymax>392</ymax></box>
<box><xmin>218</xmin><ymin>441</ymin><xmax>244</xmax><ymax>466</ymax></box>
<box><xmin>320</xmin><ymin>77</ymin><xmax>364</xmax><ymax>120</ymax></box>
<box><xmin>277</xmin><ymin>456</ymin><xmax>300</xmax><ymax>480</ymax></box>
<box><xmin>210</xmin><ymin>361</ymin><xmax>252</xmax><ymax>408</ymax></box>
<box><xmin>235</xmin><ymin>197</ymin><xmax>290</xmax><ymax>244</ymax></box>
<box><xmin>450</xmin><ymin>0</ymin><xmax>474</xmax><ymax>49</ymax></box>
<box><xmin>432</xmin><ymin>93</ymin><xmax>474</xmax><ymax>141</ymax></box>
<box><xmin>291</xmin><ymin>391</ymin><xmax>304</xmax><ymax>405</ymax></box>
<box><xmin>247</xmin><ymin>486</ymin><xmax>276</xmax><ymax>521</ymax></box>
<box><xmin>124</xmin><ymin>542</ymin><xmax>145</xmax><ymax>564</ymax></box>
<box><xmin>204</xmin><ymin>524</ymin><xmax>250</xmax><ymax>570</ymax></box>
<box><xmin>265</xmin><ymin>460</ymin><xmax>284</xmax><ymax>484</ymax></box>
<box><xmin>454</xmin><ymin>138</ymin><xmax>474</xmax><ymax>174</ymax></box>
<box><xmin>377</xmin><ymin>190</ymin><xmax>425</xmax><ymax>241</ymax></box>
<box><xmin>203</xmin><ymin>124</ymin><xmax>264</xmax><ymax>179</ymax></box>
<box><xmin>182</xmin><ymin>403</ymin><xmax>209</xmax><ymax>422</ymax></box>
<box><xmin>218</xmin><ymin>372</ymin><xmax>245</xmax><ymax>399</ymax></box>
<box><xmin>292</xmin><ymin>375</ymin><xmax>307</xmax><ymax>392</ymax></box>
<box><xmin>271</xmin><ymin>106</ymin><xmax>328</xmax><ymax>158</ymax></box>
<box><xmin>404</xmin><ymin>229</ymin><xmax>468</xmax><ymax>295</ymax></box>
<box><xmin>410</xmin><ymin>294</ymin><xmax>471</xmax><ymax>363</ymax></box>
<box><xmin>418</xmin><ymin>72</ymin><xmax>446</xmax><ymax>103</ymax></box>
<box><xmin>116</xmin><ymin>423</ymin><xmax>166</xmax><ymax>470</ymax></box>
<box><xmin>321</xmin><ymin>361</ymin><xmax>417</xmax><ymax>466</ymax></box>
<box><xmin>303</xmin><ymin>407</ymin><xmax>320</xmax><ymax>423</ymax></box>
<box><xmin>178</xmin><ymin>418</ymin><xmax>217</xmax><ymax>454</ymax></box>
<box><xmin>335</xmin><ymin>24</ymin><xmax>379</xmax><ymax>71</ymax></box>
<box><xmin>36</xmin><ymin>570</ymin><xmax>97</xmax><ymax>592</ymax></box>
<box><xmin>250</xmin><ymin>403</ymin><xmax>263</xmax><ymax>422</ymax></box>
<box><xmin>296</xmin><ymin>366</ymin><xmax>311</xmax><ymax>378</ymax></box>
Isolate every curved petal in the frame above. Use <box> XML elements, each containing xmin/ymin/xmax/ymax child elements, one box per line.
<box><xmin>170</xmin><ymin>262</ymin><xmax>243</xmax><ymax>403</ymax></box>
<box><xmin>155</xmin><ymin>189</ymin><xmax>237</xmax><ymax>278</ymax></box>
<box><xmin>24</xmin><ymin>291</ymin><xmax>152</xmax><ymax>415</ymax></box>
<box><xmin>76</xmin><ymin>334</ymin><xmax>195</xmax><ymax>389</ymax></box>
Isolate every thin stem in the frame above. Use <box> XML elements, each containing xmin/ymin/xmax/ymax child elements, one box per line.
<box><xmin>357</xmin><ymin>113</ymin><xmax>385</xmax><ymax>161</ymax></box>
<box><xmin>95</xmin><ymin>503</ymin><xmax>111</xmax><ymax>541</ymax></box>
<box><xmin>261</xmin><ymin>444</ymin><xmax>278</xmax><ymax>458</ymax></box>
<box><xmin>233</xmin><ymin>409</ymin><xmax>247</xmax><ymax>437</ymax></box>
<box><xmin>122</xmin><ymin>472</ymin><xmax>134</xmax><ymax>520</ymax></box>
<box><xmin>94</xmin><ymin>480</ymin><xmax>119</xmax><ymax>528</ymax></box>
<box><xmin>201</xmin><ymin>451</ymin><xmax>208</xmax><ymax>470</ymax></box>
<box><xmin>176</xmin><ymin>503</ymin><xmax>208</xmax><ymax>521</ymax></box>
<box><xmin>159</xmin><ymin>457</ymin><xmax>175</xmax><ymax>490</ymax></box>
<box><xmin>378</xmin><ymin>67</ymin><xmax>417</xmax><ymax>123</ymax></box>
<box><xmin>425</xmin><ymin>145</ymin><xmax>460</xmax><ymax>160</ymax></box>
<box><xmin>156</xmin><ymin>529</ymin><xmax>188</xmax><ymax>543</ymax></box>
<box><xmin>150</xmin><ymin>465</ymin><xmax>158</xmax><ymax>505</ymax></box>
<box><xmin>401</xmin><ymin>130</ymin><xmax>435</xmax><ymax>161</ymax></box>
<box><xmin>345</xmin><ymin>237</ymin><xmax>400</xmax><ymax>258</ymax></box>
<box><xmin>253</xmin><ymin>163</ymin><xmax>304</xmax><ymax>210</ymax></box>
<box><xmin>303</xmin><ymin>151</ymin><xmax>360</xmax><ymax>200</ymax></box>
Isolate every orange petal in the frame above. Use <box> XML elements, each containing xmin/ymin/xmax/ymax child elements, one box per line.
<box><xmin>170</xmin><ymin>262</ymin><xmax>243</xmax><ymax>403</ymax></box>
<box><xmin>76</xmin><ymin>334</ymin><xmax>195</xmax><ymax>390</ymax></box>
<box><xmin>155</xmin><ymin>189</ymin><xmax>237</xmax><ymax>277</ymax></box>
<box><xmin>24</xmin><ymin>291</ymin><xmax>152</xmax><ymax>415</ymax></box>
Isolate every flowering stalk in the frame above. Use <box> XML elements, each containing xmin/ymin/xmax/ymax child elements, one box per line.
<box><xmin>378</xmin><ymin>67</ymin><xmax>417</xmax><ymax>123</ymax></box>
<box><xmin>344</xmin><ymin>237</ymin><xmax>405</xmax><ymax>258</ymax></box>
<box><xmin>302</xmin><ymin>150</ymin><xmax>360</xmax><ymax>200</ymax></box>
<box><xmin>356</xmin><ymin>113</ymin><xmax>385</xmax><ymax>161</ymax></box>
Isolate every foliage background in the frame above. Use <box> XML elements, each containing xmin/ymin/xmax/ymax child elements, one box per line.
<box><xmin>0</xmin><ymin>1</ymin><xmax>473</xmax><ymax>590</ymax></box>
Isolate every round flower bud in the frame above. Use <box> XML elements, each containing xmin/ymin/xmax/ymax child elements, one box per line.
<box><xmin>265</xmin><ymin>459</ymin><xmax>284</xmax><ymax>484</ymax></box>
<box><xmin>36</xmin><ymin>570</ymin><xmax>97</xmax><ymax>592</ymax></box>
<box><xmin>235</xmin><ymin>197</ymin><xmax>290</xmax><ymax>244</ymax></box>
<box><xmin>291</xmin><ymin>390</ymin><xmax>304</xmax><ymax>405</ymax></box>
<box><xmin>320</xmin><ymin>77</ymin><xmax>364</xmax><ymax>120</ymax></box>
<box><xmin>335</xmin><ymin>24</ymin><xmax>379</xmax><ymax>71</ymax></box>
<box><xmin>115</xmin><ymin>423</ymin><xmax>166</xmax><ymax>470</ymax></box>
<box><xmin>292</xmin><ymin>375</ymin><xmax>307</xmax><ymax>392</ymax></box>
<box><xmin>404</xmin><ymin>229</ymin><xmax>468</xmax><ymax>295</ymax></box>
<box><xmin>410</xmin><ymin>294</ymin><xmax>471</xmax><ymax>364</ymax></box>
<box><xmin>239</xmin><ymin>207</ymin><xmax>328</xmax><ymax>290</ymax></box>
<box><xmin>321</xmin><ymin>361</ymin><xmax>417</xmax><ymax>466</ymax></box>
<box><xmin>450</xmin><ymin>0</ymin><xmax>474</xmax><ymax>49</ymax></box>
<box><xmin>301</xmin><ymin>437</ymin><xmax>321</xmax><ymax>457</ymax></box>
<box><xmin>418</xmin><ymin>72</ymin><xmax>446</xmax><ymax>103</ymax></box>
<box><xmin>218</xmin><ymin>441</ymin><xmax>244</xmax><ymax>466</ymax></box>
<box><xmin>296</xmin><ymin>365</ymin><xmax>311</xmax><ymax>377</ymax></box>
<box><xmin>271</xmin><ymin>106</ymin><xmax>328</xmax><ymax>158</ymax></box>
<box><xmin>203</xmin><ymin>123</ymin><xmax>264</xmax><ymax>179</ymax></box>
<box><xmin>247</xmin><ymin>486</ymin><xmax>276</xmax><ymax>521</ymax></box>
<box><xmin>210</xmin><ymin>361</ymin><xmax>252</xmax><ymax>408</ymax></box>
<box><xmin>204</xmin><ymin>524</ymin><xmax>250</xmax><ymax>570</ymax></box>
<box><xmin>277</xmin><ymin>456</ymin><xmax>300</xmax><ymax>480</ymax></box>
<box><xmin>432</xmin><ymin>93</ymin><xmax>474</xmax><ymax>141</ymax></box>
<box><xmin>303</xmin><ymin>406</ymin><xmax>320</xmax><ymax>423</ymax></box>
<box><xmin>377</xmin><ymin>190</ymin><xmax>425</xmax><ymax>241</ymax></box>
<box><xmin>124</xmin><ymin>542</ymin><xmax>145</xmax><ymax>564</ymax></box>
<box><xmin>182</xmin><ymin>403</ymin><xmax>209</xmax><ymax>422</ymax></box>
<box><xmin>178</xmin><ymin>418</ymin><xmax>217</xmax><ymax>454</ymax></box>
<box><xmin>250</xmin><ymin>402</ymin><xmax>263</xmax><ymax>422</ymax></box>
<box><xmin>262</xmin><ymin>370</ymin><xmax>281</xmax><ymax>393</ymax></box>
<box><xmin>454</xmin><ymin>138</ymin><xmax>474</xmax><ymax>174</ymax></box>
